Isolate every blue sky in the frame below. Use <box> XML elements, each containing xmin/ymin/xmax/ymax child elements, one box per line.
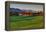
<box><xmin>10</xmin><ymin>3</ymin><xmax>43</xmax><ymax>11</ymax></box>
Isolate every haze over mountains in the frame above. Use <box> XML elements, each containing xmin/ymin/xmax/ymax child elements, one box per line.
<box><xmin>10</xmin><ymin>8</ymin><xmax>43</xmax><ymax>13</ymax></box>
<box><xmin>10</xmin><ymin>4</ymin><xmax>43</xmax><ymax>12</ymax></box>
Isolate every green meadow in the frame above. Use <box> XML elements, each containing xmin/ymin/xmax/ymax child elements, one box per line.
<box><xmin>7</xmin><ymin>16</ymin><xmax>44</xmax><ymax>30</ymax></box>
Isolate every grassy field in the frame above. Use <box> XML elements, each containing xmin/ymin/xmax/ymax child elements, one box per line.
<box><xmin>7</xmin><ymin>16</ymin><xmax>44</xmax><ymax>30</ymax></box>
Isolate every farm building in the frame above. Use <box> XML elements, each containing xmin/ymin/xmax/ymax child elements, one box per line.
<box><xmin>33</xmin><ymin>11</ymin><xmax>43</xmax><ymax>16</ymax></box>
<box><xmin>19</xmin><ymin>11</ymin><xmax>32</xmax><ymax>16</ymax></box>
<box><xmin>9</xmin><ymin>8</ymin><xmax>33</xmax><ymax>16</ymax></box>
<box><xmin>9</xmin><ymin>8</ymin><xmax>43</xmax><ymax>16</ymax></box>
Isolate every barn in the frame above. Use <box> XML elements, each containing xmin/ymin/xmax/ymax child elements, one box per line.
<box><xmin>9</xmin><ymin>8</ymin><xmax>43</xmax><ymax>16</ymax></box>
<box><xmin>19</xmin><ymin>10</ymin><xmax>33</xmax><ymax>16</ymax></box>
<box><xmin>9</xmin><ymin>8</ymin><xmax>33</xmax><ymax>16</ymax></box>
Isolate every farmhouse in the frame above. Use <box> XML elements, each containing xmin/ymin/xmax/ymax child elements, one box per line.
<box><xmin>10</xmin><ymin>8</ymin><xmax>33</xmax><ymax>16</ymax></box>
<box><xmin>33</xmin><ymin>11</ymin><xmax>43</xmax><ymax>16</ymax></box>
<box><xmin>19</xmin><ymin>11</ymin><xmax>32</xmax><ymax>16</ymax></box>
<box><xmin>9</xmin><ymin>8</ymin><xmax>43</xmax><ymax>16</ymax></box>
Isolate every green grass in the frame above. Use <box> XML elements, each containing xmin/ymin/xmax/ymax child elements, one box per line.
<box><xmin>7</xmin><ymin>16</ymin><xmax>44</xmax><ymax>30</ymax></box>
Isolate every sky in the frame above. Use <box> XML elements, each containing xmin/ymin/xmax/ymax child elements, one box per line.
<box><xmin>10</xmin><ymin>3</ymin><xmax>43</xmax><ymax>12</ymax></box>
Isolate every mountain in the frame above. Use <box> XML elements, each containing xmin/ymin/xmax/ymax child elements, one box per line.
<box><xmin>9</xmin><ymin>8</ymin><xmax>34</xmax><ymax>13</ymax></box>
<box><xmin>10</xmin><ymin>8</ymin><xmax>22</xmax><ymax>12</ymax></box>
<box><xmin>21</xmin><ymin>9</ymin><xmax>33</xmax><ymax>12</ymax></box>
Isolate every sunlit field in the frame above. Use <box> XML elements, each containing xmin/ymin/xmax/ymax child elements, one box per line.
<box><xmin>7</xmin><ymin>16</ymin><xmax>44</xmax><ymax>30</ymax></box>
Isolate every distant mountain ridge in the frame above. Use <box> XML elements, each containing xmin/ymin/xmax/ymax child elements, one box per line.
<box><xmin>10</xmin><ymin>8</ymin><xmax>22</xmax><ymax>12</ymax></box>
<box><xmin>10</xmin><ymin>8</ymin><xmax>33</xmax><ymax>13</ymax></box>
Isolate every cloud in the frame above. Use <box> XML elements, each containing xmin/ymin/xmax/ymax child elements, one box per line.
<box><xmin>10</xmin><ymin>3</ymin><xmax>43</xmax><ymax>11</ymax></box>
